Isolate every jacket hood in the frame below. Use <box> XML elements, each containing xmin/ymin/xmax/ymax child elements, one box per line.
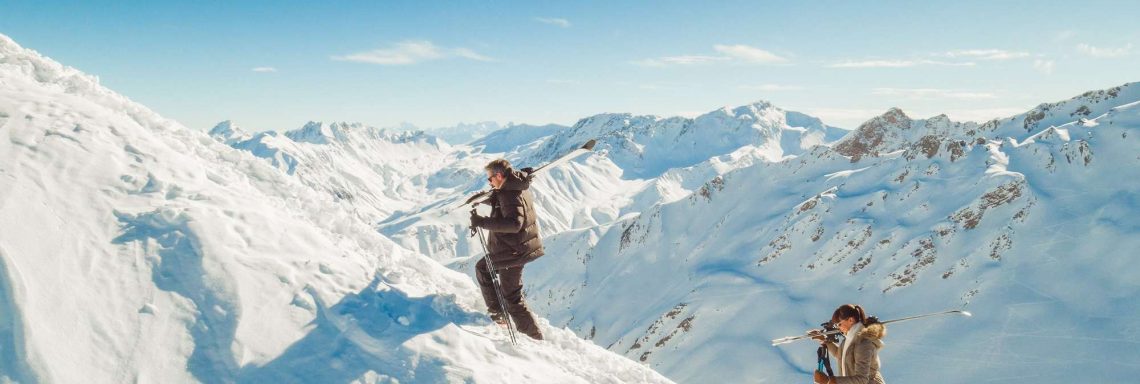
<box><xmin>859</xmin><ymin>322</ymin><xmax>886</xmax><ymax>343</ymax></box>
<box><xmin>498</xmin><ymin>169</ymin><xmax>532</xmax><ymax>191</ymax></box>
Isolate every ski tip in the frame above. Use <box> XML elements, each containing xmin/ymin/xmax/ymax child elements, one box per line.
<box><xmin>582</xmin><ymin>139</ymin><xmax>596</xmax><ymax>151</ymax></box>
<box><xmin>770</xmin><ymin>337</ymin><xmax>797</xmax><ymax>346</ymax></box>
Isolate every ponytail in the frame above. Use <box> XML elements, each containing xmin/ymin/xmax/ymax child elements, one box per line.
<box><xmin>832</xmin><ymin>304</ymin><xmax>879</xmax><ymax>326</ymax></box>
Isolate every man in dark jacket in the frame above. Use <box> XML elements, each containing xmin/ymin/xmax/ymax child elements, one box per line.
<box><xmin>470</xmin><ymin>159</ymin><xmax>546</xmax><ymax>340</ymax></box>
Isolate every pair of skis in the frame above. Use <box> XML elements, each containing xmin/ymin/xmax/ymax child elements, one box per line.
<box><xmin>771</xmin><ymin>309</ymin><xmax>972</xmax><ymax>346</ymax></box>
<box><xmin>465</xmin><ymin>139</ymin><xmax>596</xmax><ymax>345</ymax></box>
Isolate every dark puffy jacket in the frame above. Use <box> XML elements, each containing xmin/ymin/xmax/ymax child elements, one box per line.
<box><xmin>480</xmin><ymin>169</ymin><xmax>544</xmax><ymax>270</ymax></box>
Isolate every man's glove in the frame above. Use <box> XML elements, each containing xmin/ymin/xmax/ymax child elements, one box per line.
<box><xmin>470</xmin><ymin>211</ymin><xmax>485</xmax><ymax>229</ymax></box>
<box><xmin>813</xmin><ymin>370</ymin><xmax>835</xmax><ymax>384</ymax></box>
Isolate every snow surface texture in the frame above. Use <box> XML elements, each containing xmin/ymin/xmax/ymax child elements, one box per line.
<box><xmin>0</xmin><ymin>34</ymin><xmax>671</xmax><ymax>384</ymax></box>
<box><xmin>362</xmin><ymin>87</ymin><xmax>1138</xmax><ymax>382</ymax></box>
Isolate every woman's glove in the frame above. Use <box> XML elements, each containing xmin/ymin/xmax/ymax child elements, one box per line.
<box><xmin>808</xmin><ymin>330</ymin><xmax>827</xmax><ymax>344</ymax></box>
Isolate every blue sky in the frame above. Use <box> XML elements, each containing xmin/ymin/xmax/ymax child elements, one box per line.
<box><xmin>2</xmin><ymin>0</ymin><xmax>1139</xmax><ymax>132</ymax></box>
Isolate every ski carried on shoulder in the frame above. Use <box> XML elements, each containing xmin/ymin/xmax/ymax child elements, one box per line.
<box><xmin>771</xmin><ymin>309</ymin><xmax>972</xmax><ymax>346</ymax></box>
<box><xmin>451</xmin><ymin>139</ymin><xmax>596</xmax><ymax>211</ymax></box>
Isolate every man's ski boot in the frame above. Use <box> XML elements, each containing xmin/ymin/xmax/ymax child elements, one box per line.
<box><xmin>490</xmin><ymin>312</ymin><xmax>509</xmax><ymax>328</ymax></box>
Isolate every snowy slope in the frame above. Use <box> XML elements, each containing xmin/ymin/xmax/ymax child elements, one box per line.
<box><xmin>207</xmin><ymin>120</ymin><xmax>459</xmax><ymax>223</ymax></box>
<box><xmin>0</xmin><ymin>34</ymin><xmax>671</xmax><ymax>384</ymax></box>
<box><xmin>468</xmin><ymin>123</ymin><xmax>566</xmax><ymax>154</ymax></box>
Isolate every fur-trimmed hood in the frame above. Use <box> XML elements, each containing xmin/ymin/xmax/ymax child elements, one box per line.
<box><xmin>858</xmin><ymin>322</ymin><xmax>887</xmax><ymax>344</ymax></box>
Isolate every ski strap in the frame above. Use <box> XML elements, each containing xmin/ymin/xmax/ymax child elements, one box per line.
<box><xmin>817</xmin><ymin>344</ymin><xmax>834</xmax><ymax>378</ymax></box>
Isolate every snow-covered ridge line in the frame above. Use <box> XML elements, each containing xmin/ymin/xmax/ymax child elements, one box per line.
<box><xmin>0</xmin><ymin>34</ymin><xmax>182</xmax><ymax>135</ymax></box>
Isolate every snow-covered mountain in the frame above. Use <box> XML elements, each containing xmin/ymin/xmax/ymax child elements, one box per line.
<box><xmin>527</xmin><ymin>102</ymin><xmax>847</xmax><ymax>179</ymax></box>
<box><xmin>0</xmin><ymin>34</ymin><xmax>671</xmax><ymax>383</ymax></box>
<box><xmin>371</xmin><ymin>101</ymin><xmax>851</xmax><ymax>263</ymax></box>
<box><xmin>334</xmin><ymin>83</ymin><xmax>1140</xmax><ymax>382</ymax></box>
<box><xmin>207</xmin><ymin>119</ymin><xmax>460</xmax><ymax>223</ymax></box>
<box><xmin>527</xmin><ymin>85</ymin><xmax>1140</xmax><ymax>382</ymax></box>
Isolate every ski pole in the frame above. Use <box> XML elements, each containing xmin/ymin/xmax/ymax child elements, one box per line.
<box><xmin>772</xmin><ymin>309</ymin><xmax>972</xmax><ymax>346</ymax></box>
<box><xmin>472</xmin><ymin>223</ymin><xmax>518</xmax><ymax>345</ymax></box>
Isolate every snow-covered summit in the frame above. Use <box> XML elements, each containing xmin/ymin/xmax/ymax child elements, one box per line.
<box><xmin>207</xmin><ymin>120</ymin><xmax>250</xmax><ymax>145</ymax></box>
<box><xmin>833</xmin><ymin>107</ymin><xmax>980</xmax><ymax>161</ymax></box>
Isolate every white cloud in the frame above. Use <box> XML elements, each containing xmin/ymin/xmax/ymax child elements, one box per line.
<box><xmin>451</xmin><ymin>47</ymin><xmax>494</xmax><ymax>62</ymax></box>
<box><xmin>1076</xmin><ymin>43</ymin><xmax>1132</xmax><ymax>58</ymax></box>
<box><xmin>1034</xmin><ymin>59</ymin><xmax>1055</xmax><ymax>74</ymax></box>
<box><xmin>829</xmin><ymin>60</ymin><xmax>916</xmax><ymax>68</ymax></box>
<box><xmin>534</xmin><ymin>17</ymin><xmax>571</xmax><ymax>28</ymax></box>
<box><xmin>332</xmin><ymin>41</ymin><xmax>494</xmax><ymax>65</ymax></box>
<box><xmin>828</xmin><ymin>59</ymin><xmax>976</xmax><ymax>68</ymax></box>
<box><xmin>546</xmin><ymin>79</ymin><xmax>579</xmax><ymax>85</ymax></box>
<box><xmin>831</xmin><ymin>49</ymin><xmax>1032</xmax><ymax>69</ymax></box>
<box><xmin>251</xmin><ymin>67</ymin><xmax>277</xmax><ymax>73</ymax></box>
<box><xmin>937</xmin><ymin>49</ymin><xmax>1030</xmax><ymax>61</ymax></box>
<box><xmin>638</xmin><ymin>82</ymin><xmax>688</xmax><ymax>91</ymax></box>
<box><xmin>631</xmin><ymin>55</ymin><xmax>729</xmax><ymax>67</ymax></box>
<box><xmin>712</xmin><ymin>44</ymin><xmax>788</xmax><ymax>64</ymax></box>
<box><xmin>739</xmin><ymin>84</ymin><xmax>804</xmax><ymax>91</ymax></box>
<box><xmin>871</xmin><ymin>88</ymin><xmax>997</xmax><ymax>100</ymax></box>
<box><xmin>633</xmin><ymin>44</ymin><xmax>787</xmax><ymax>67</ymax></box>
